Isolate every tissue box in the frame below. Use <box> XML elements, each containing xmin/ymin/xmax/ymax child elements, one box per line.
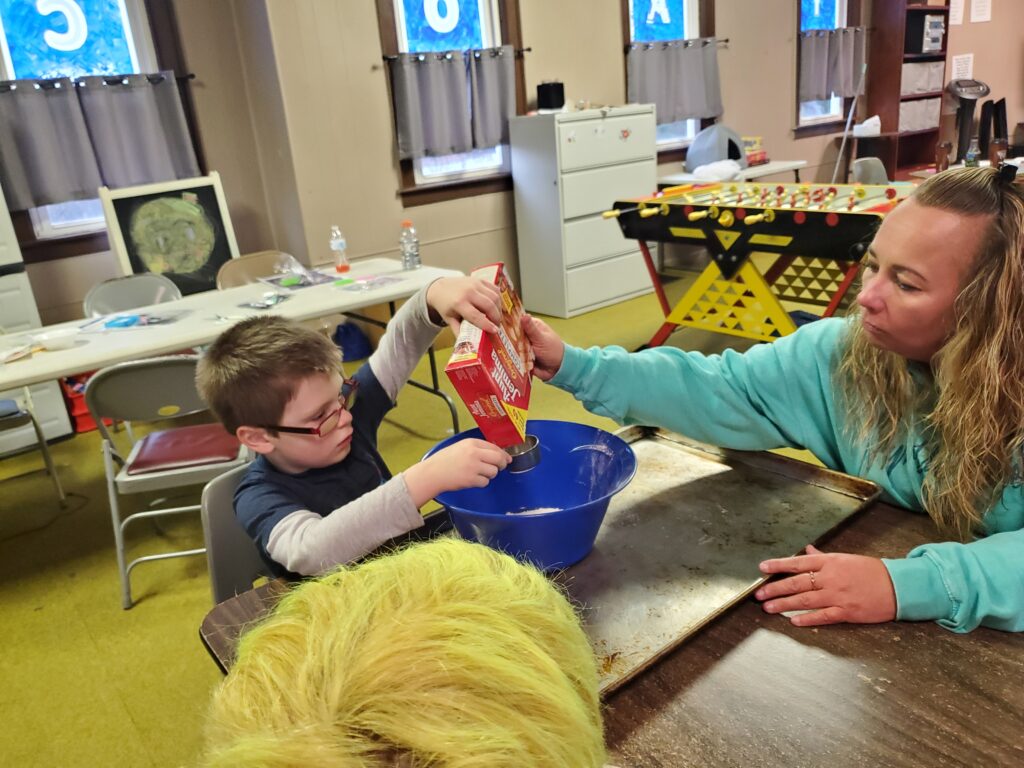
<box><xmin>445</xmin><ymin>263</ymin><xmax>532</xmax><ymax>448</ymax></box>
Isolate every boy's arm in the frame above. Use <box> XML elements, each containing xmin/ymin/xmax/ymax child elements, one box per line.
<box><xmin>264</xmin><ymin>476</ymin><xmax>424</xmax><ymax>576</ymax></box>
<box><xmin>367</xmin><ymin>285</ymin><xmax>442</xmax><ymax>402</ymax></box>
<box><xmin>367</xmin><ymin>276</ymin><xmax>501</xmax><ymax>402</ymax></box>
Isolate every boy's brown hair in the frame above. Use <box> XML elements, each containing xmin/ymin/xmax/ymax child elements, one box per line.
<box><xmin>196</xmin><ymin>316</ymin><xmax>341</xmax><ymax>434</ymax></box>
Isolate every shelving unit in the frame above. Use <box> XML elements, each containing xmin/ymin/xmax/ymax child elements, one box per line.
<box><xmin>864</xmin><ymin>2</ymin><xmax>950</xmax><ymax>180</ymax></box>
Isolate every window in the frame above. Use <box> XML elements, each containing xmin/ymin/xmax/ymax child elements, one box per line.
<box><xmin>627</xmin><ymin>0</ymin><xmax>701</xmax><ymax>147</ymax></box>
<box><xmin>798</xmin><ymin>0</ymin><xmax>847</xmax><ymax>126</ymax></box>
<box><xmin>0</xmin><ymin>0</ymin><xmax>157</xmax><ymax>239</ymax></box>
<box><xmin>392</xmin><ymin>0</ymin><xmax>507</xmax><ymax>186</ymax></box>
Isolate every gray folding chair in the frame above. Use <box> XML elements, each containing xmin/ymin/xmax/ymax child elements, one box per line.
<box><xmin>852</xmin><ymin>156</ymin><xmax>890</xmax><ymax>185</ymax></box>
<box><xmin>217</xmin><ymin>250</ymin><xmax>339</xmax><ymax>337</ymax></box>
<box><xmin>215</xmin><ymin>250</ymin><xmax>295</xmax><ymax>289</ymax></box>
<box><xmin>0</xmin><ymin>399</ymin><xmax>66</xmax><ymax>505</ymax></box>
<box><xmin>83</xmin><ymin>273</ymin><xmax>183</xmax><ymax>317</ymax></box>
<box><xmin>201</xmin><ymin>464</ymin><xmax>268</xmax><ymax>605</ymax></box>
<box><xmin>85</xmin><ymin>355</ymin><xmax>248</xmax><ymax>609</ymax></box>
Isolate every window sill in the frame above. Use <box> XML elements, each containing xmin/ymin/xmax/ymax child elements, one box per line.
<box><xmin>12</xmin><ymin>210</ymin><xmax>110</xmax><ymax>264</ymax></box>
<box><xmin>656</xmin><ymin>145</ymin><xmax>690</xmax><ymax>165</ymax></box>
<box><xmin>399</xmin><ymin>172</ymin><xmax>513</xmax><ymax>207</ymax></box>
<box><xmin>793</xmin><ymin>119</ymin><xmax>847</xmax><ymax>139</ymax></box>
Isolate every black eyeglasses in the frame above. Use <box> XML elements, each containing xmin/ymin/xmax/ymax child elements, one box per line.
<box><xmin>262</xmin><ymin>378</ymin><xmax>359</xmax><ymax>437</ymax></box>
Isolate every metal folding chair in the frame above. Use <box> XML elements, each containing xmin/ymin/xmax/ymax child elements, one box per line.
<box><xmin>85</xmin><ymin>355</ymin><xmax>248</xmax><ymax>609</ymax></box>
<box><xmin>0</xmin><ymin>398</ymin><xmax>66</xmax><ymax>505</ymax></box>
<box><xmin>83</xmin><ymin>273</ymin><xmax>182</xmax><ymax>317</ymax></box>
<box><xmin>201</xmin><ymin>465</ymin><xmax>268</xmax><ymax>605</ymax></box>
<box><xmin>215</xmin><ymin>250</ymin><xmax>295</xmax><ymax>289</ymax></box>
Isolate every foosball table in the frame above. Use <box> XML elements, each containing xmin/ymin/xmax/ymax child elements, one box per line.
<box><xmin>604</xmin><ymin>181</ymin><xmax>908</xmax><ymax>345</ymax></box>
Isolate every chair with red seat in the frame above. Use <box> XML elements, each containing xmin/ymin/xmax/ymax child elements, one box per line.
<box><xmin>85</xmin><ymin>355</ymin><xmax>248</xmax><ymax>609</ymax></box>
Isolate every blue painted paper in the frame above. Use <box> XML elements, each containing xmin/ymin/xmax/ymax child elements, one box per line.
<box><xmin>801</xmin><ymin>0</ymin><xmax>840</xmax><ymax>31</ymax></box>
<box><xmin>0</xmin><ymin>0</ymin><xmax>136</xmax><ymax>79</ymax></box>
<box><xmin>631</xmin><ymin>0</ymin><xmax>686</xmax><ymax>43</ymax></box>
<box><xmin>400</xmin><ymin>0</ymin><xmax>483</xmax><ymax>52</ymax></box>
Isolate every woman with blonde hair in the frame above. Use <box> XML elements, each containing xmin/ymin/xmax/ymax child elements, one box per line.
<box><xmin>201</xmin><ymin>538</ymin><xmax>606</xmax><ymax>767</ymax></box>
<box><xmin>524</xmin><ymin>164</ymin><xmax>1024</xmax><ymax>633</ymax></box>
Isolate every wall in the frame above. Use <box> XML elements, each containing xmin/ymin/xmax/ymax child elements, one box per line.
<box><xmin>36</xmin><ymin>0</ymin><xmax>1015</xmax><ymax>324</ymax></box>
<box><xmin>943</xmin><ymin>0</ymin><xmax>1024</xmax><ymax>144</ymax></box>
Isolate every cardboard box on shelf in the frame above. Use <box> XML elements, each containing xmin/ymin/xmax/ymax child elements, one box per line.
<box><xmin>444</xmin><ymin>263</ymin><xmax>532</xmax><ymax>448</ymax></box>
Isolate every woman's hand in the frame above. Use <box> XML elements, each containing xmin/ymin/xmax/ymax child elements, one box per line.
<box><xmin>426</xmin><ymin>277</ymin><xmax>502</xmax><ymax>336</ymax></box>
<box><xmin>755</xmin><ymin>544</ymin><xmax>897</xmax><ymax>627</ymax></box>
<box><xmin>520</xmin><ymin>314</ymin><xmax>565</xmax><ymax>381</ymax></box>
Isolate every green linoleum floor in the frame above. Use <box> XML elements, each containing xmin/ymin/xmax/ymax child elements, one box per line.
<box><xmin>0</xmin><ymin>282</ymin><xmax>818</xmax><ymax>766</ymax></box>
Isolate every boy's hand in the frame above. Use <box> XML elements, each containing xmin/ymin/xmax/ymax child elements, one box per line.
<box><xmin>403</xmin><ymin>438</ymin><xmax>511</xmax><ymax>506</ymax></box>
<box><xmin>426</xmin><ymin>276</ymin><xmax>502</xmax><ymax>336</ymax></box>
<box><xmin>521</xmin><ymin>314</ymin><xmax>565</xmax><ymax>381</ymax></box>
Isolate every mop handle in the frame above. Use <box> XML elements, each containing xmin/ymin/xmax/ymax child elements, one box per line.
<box><xmin>832</xmin><ymin>63</ymin><xmax>868</xmax><ymax>185</ymax></box>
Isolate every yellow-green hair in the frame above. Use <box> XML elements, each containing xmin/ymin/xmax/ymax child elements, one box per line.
<box><xmin>201</xmin><ymin>538</ymin><xmax>606</xmax><ymax>767</ymax></box>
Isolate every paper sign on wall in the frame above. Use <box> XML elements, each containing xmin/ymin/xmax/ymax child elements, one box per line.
<box><xmin>970</xmin><ymin>0</ymin><xmax>992</xmax><ymax>24</ymax></box>
<box><xmin>951</xmin><ymin>53</ymin><xmax>974</xmax><ymax>81</ymax></box>
<box><xmin>950</xmin><ymin>0</ymin><xmax>964</xmax><ymax>25</ymax></box>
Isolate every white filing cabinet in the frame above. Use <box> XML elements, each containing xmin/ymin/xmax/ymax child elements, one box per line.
<box><xmin>509</xmin><ymin>105</ymin><xmax>656</xmax><ymax>318</ymax></box>
<box><xmin>0</xmin><ymin>182</ymin><xmax>72</xmax><ymax>456</ymax></box>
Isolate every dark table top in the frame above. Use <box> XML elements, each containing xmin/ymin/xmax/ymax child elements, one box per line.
<box><xmin>200</xmin><ymin>502</ymin><xmax>1024</xmax><ymax>767</ymax></box>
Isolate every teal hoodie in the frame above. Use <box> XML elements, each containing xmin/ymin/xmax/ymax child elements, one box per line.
<box><xmin>550</xmin><ymin>317</ymin><xmax>1024</xmax><ymax>633</ymax></box>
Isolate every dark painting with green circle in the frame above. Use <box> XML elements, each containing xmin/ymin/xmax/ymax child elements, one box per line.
<box><xmin>111</xmin><ymin>184</ymin><xmax>231</xmax><ymax>295</ymax></box>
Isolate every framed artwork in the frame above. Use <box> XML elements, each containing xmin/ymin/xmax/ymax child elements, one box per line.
<box><xmin>99</xmin><ymin>172</ymin><xmax>239</xmax><ymax>295</ymax></box>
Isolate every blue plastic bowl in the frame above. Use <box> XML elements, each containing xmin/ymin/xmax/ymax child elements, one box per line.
<box><xmin>424</xmin><ymin>420</ymin><xmax>637</xmax><ymax>570</ymax></box>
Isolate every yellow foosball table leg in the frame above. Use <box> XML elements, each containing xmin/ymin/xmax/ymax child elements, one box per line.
<box><xmin>664</xmin><ymin>260</ymin><xmax>798</xmax><ymax>343</ymax></box>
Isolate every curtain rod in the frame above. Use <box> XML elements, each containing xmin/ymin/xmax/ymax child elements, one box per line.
<box><xmin>383</xmin><ymin>47</ymin><xmax>531</xmax><ymax>62</ymax></box>
<box><xmin>0</xmin><ymin>72</ymin><xmax>196</xmax><ymax>91</ymax></box>
<box><xmin>624</xmin><ymin>37</ymin><xmax>729</xmax><ymax>53</ymax></box>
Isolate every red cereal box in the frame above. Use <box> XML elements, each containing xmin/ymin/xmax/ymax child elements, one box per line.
<box><xmin>445</xmin><ymin>263</ymin><xmax>532</xmax><ymax>448</ymax></box>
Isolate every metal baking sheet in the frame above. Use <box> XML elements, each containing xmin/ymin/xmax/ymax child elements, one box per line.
<box><xmin>555</xmin><ymin>427</ymin><xmax>881</xmax><ymax>695</ymax></box>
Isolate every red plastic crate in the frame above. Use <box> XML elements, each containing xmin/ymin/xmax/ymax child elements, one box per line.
<box><xmin>60</xmin><ymin>372</ymin><xmax>111</xmax><ymax>433</ymax></box>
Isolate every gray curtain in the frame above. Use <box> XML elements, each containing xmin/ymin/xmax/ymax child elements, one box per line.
<box><xmin>0</xmin><ymin>71</ymin><xmax>199</xmax><ymax>211</ymax></box>
<box><xmin>799</xmin><ymin>27</ymin><xmax>866</xmax><ymax>102</ymax></box>
<box><xmin>469</xmin><ymin>45</ymin><xmax>515</xmax><ymax>149</ymax></box>
<box><xmin>626</xmin><ymin>37</ymin><xmax>723</xmax><ymax>124</ymax></box>
<box><xmin>0</xmin><ymin>78</ymin><xmax>102</xmax><ymax>210</ymax></box>
<box><xmin>77</xmin><ymin>72</ymin><xmax>199</xmax><ymax>188</ymax></box>
<box><xmin>388</xmin><ymin>51</ymin><xmax>473</xmax><ymax>159</ymax></box>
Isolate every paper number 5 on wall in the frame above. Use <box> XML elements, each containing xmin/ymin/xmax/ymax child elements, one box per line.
<box><xmin>36</xmin><ymin>0</ymin><xmax>88</xmax><ymax>52</ymax></box>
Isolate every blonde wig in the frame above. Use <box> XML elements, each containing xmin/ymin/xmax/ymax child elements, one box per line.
<box><xmin>838</xmin><ymin>166</ymin><xmax>1024</xmax><ymax>539</ymax></box>
<box><xmin>201</xmin><ymin>538</ymin><xmax>606</xmax><ymax>767</ymax></box>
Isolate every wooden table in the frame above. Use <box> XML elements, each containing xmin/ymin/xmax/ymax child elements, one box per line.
<box><xmin>199</xmin><ymin>502</ymin><xmax>1024</xmax><ymax>767</ymax></box>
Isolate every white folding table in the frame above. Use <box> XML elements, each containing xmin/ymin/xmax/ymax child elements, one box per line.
<box><xmin>0</xmin><ymin>258</ymin><xmax>464</xmax><ymax>430</ymax></box>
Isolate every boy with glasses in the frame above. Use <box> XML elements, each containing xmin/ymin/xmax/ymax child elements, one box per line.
<box><xmin>197</xmin><ymin>276</ymin><xmax>511</xmax><ymax>578</ymax></box>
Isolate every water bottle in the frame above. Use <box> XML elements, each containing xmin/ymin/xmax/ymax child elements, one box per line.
<box><xmin>329</xmin><ymin>224</ymin><xmax>349</xmax><ymax>273</ymax></box>
<box><xmin>964</xmin><ymin>136</ymin><xmax>981</xmax><ymax>168</ymax></box>
<box><xmin>399</xmin><ymin>219</ymin><xmax>421</xmax><ymax>270</ymax></box>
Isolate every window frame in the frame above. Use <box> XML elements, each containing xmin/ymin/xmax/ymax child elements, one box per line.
<box><xmin>8</xmin><ymin>0</ymin><xmax>202</xmax><ymax>264</ymax></box>
<box><xmin>375</xmin><ymin>0</ymin><xmax>526</xmax><ymax>208</ymax></box>
<box><xmin>619</xmin><ymin>0</ymin><xmax>716</xmax><ymax>165</ymax></box>
<box><xmin>0</xmin><ymin>0</ymin><xmax>160</xmax><ymax>241</ymax></box>
<box><xmin>793</xmin><ymin>0</ymin><xmax>862</xmax><ymax>139</ymax></box>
